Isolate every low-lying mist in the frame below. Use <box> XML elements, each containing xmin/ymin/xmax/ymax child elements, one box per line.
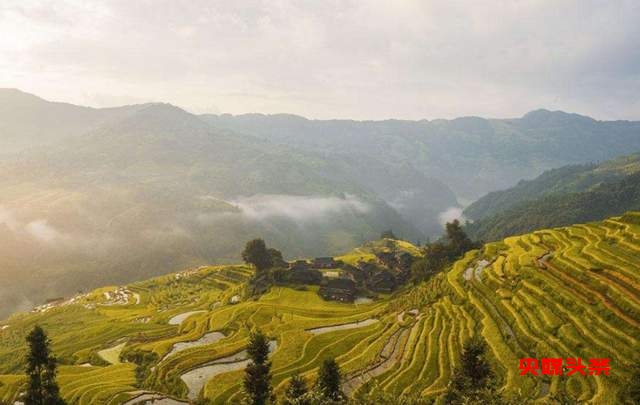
<box><xmin>438</xmin><ymin>207</ymin><xmax>467</xmax><ymax>227</ymax></box>
<box><xmin>0</xmin><ymin>193</ymin><xmax>406</xmax><ymax>319</ymax></box>
<box><xmin>230</xmin><ymin>194</ymin><xmax>370</xmax><ymax>223</ymax></box>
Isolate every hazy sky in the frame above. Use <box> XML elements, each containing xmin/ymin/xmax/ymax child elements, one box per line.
<box><xmin>1</xmin><ymin>0</ymin><xmax>639</xmax><ymax>120</ymax></box>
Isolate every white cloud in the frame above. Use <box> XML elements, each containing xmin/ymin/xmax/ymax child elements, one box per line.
<box><xmin>26</xmin><ymin>219</ymin><xmax>62</xmax><ymax>242</ymax></box>
<box><xmin>438</xmin><ymin>207</ymin><xmax>466</xmax><ymax>227</ymax></box>
<box><xmin>0</xmin><ymin>207</ymin><xmax>18</xmax><ymax>231</ymax></box>
<box><xmin>0</xmin><ymin>207</ymin><xmax>65</xmax><ymax>242</ymax></box>
<box><xmin>231</xmin><ymin>194</ymin><xmax>369</xmax><ymax>223</ymax></box>
<box><xmin>1</xmin><ymin>0</ymin><xmax>639</xmax><ymax>119</ymax></box>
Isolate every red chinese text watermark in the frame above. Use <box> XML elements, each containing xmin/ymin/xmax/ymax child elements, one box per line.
<box><xmin>519</xmin><ymin>358</ymin><xmax>609</xmax><ymax>376</ymax></box>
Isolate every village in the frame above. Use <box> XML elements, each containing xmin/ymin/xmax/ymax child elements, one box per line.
<box><xmin>285</xmin><ymin>248</ymin><xmax>416</xmax><ymax>303</ymax></box>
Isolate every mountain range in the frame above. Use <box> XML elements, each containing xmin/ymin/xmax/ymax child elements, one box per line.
<box><xmin>2</xmin><ymin>88</ymin><xmax>640</xmax><ymax>318</ymax></box>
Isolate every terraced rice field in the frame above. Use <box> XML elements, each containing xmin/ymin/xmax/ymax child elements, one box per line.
<box><xmin>1</xmin><ymin>213</ymin><xmax>640</xmax><ymax>403</ymax></box>
<box><xmin>356</xmin><ymin>213</ymin><xmax>640</xmax><ymax>403</ymax></box>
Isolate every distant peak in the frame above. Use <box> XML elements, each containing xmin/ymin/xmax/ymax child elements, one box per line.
<box><xmin>520</xmin><ymin>109</ymin><xmax>596</xmax><ymax>126</ymax></box>
<box><xmin>138</xmin><ymin>102</ymin><xmax>190</xmax><ymax>115</ymax></box>
<box><xmin>102</xmin><ymin>101</ymin><xmax>212</xmax><ymax>136</ymax></box>
<box><xmin>522</xmin><ymin>108</ymin><xmax>594</xmax><ymax>120</ymax></box>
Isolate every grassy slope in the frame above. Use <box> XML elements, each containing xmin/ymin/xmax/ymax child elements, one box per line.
<box><xmin>1</xmin><ymin>223</ymin><xmax>639</xmax><ymax>404</ymax></box>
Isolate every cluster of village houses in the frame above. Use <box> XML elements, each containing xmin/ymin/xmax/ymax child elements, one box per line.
<box><xmin>32</xmin><ymin>286</ymin><xmax>140</xmax><ymax>314</ymax></box>
<box><xmin>286</xmin><ymin>250</ymin><xmax>415</xmax><ymax>302</ymax></box>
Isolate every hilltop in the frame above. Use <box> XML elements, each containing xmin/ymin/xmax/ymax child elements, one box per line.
<box><xmin>1</xmin><ymin>213</ymin><xmax>639</xmax><ymax>403</ymax></box>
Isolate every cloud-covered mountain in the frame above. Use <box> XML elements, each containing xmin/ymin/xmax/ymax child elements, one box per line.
<box><xmin>0</xmin><ymin>92</ymin><xmax>422</xmax><ymax>318</ymax></box>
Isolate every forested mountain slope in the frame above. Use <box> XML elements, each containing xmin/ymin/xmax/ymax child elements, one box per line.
<box><xmin>465</xmin><ymin>154</ymin><xmax>640</xmax><ymax>241</ymax></box>
<box><xmin>465</xmin><ymin>153</ymin><xmax>640</xmax><ymax>221</ymax></box>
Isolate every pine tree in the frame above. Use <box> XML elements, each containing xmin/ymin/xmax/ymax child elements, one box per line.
<box><xmin>243</xmin><ymin>329</ymin><xmax>273</xmax><ymax>405</ymax></box>
<box><xmin>25</xmin><ymin>325</ymin><xmax>65</xmax><ymax>405</ymax></box>
<box><xmin>316</xmin><ymin>358</ymin><xmax>344</xmax><ymax>401</ymax></box>
<box><xmin>283</xmin><ymin>373</ymin><xmax>309</xmax><ymax>405</ymax></box>
<box><xmin>444</xmin><ymin>336</ymin><xmax>495</xmax><ymax>404</ymax></box>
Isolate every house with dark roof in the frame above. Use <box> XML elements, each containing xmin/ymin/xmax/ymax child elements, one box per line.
<box><xmin>312</xmin><ymin>257</ymin><xmax>338</xmax><ymax>269</ymax></box>
<box><xmin>375</xmin><ymin>251</ymin><xmax>395</xmax><ymax>267</ymax></box>
<box><xmin>357</xmin><ymin>261</ymin><xmax>379</xmax><ymax>275</ymax></box>
<box><xmin>395</xmin><ymin>251</ymin><xmax>414</xmax><ymax>270</ymax></box>
<box><xmin>366</xmin><ymin>270</ymin><xmax>397</xmax><ymax>293</ymax></box>
<box><xmin>289</xmin><ymin>260</ymin><xmax>311</xmax><ymax>271</ymax></box>
<box><xmin>318</xmin><ymin>278</ymin><xmax>356</xmax><ymax>302</ymax></box>
<box><xmin>289</xmin><ymin>268</ymin><xmax>323</xmax><ymax>285</ymax></box>
<box><xmin>342</xmin><ymin>264</ymin><xmax>365</xmax><ymax>285</ymax></box>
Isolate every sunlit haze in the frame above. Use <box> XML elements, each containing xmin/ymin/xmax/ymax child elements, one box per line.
<box><xmin>1</xmin><ymin>0</ymin><xmax>639</xmax><ymax>119</ymax></box>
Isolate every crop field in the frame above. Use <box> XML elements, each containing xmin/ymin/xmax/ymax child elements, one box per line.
<box><xmin>1</xmin><ymin>214</ymin><xmax>640</xmax><ymax>404</ymax></box>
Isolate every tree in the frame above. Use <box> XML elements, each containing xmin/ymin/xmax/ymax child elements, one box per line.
<box><xmin>316</xmin><ymin>358</ymin><xmax>343</xmax><ymax>401</ymax></box>
<box><xmin>283</xmin><ymin>374</ymin><xmax>309</xmax><ymax>405</ymax></box>
<box><xmin>411</xmin><ymin>221</ymin><xmax>478</xmax><ymax>282</ymax></box>
<box><xmin>242</xmin><ymin>239</ymin><xmax>273</xmax><ymax>272</ymax></box>
<box><xmin>268</xmin><ymin>248</ymin><xmax>287</xmax><ymax>268</ymax></box>
<box><xmin>244</xmin><ymin>329</ymin><xmax>273</xmax><ymax>405</ymax></box>
<box><xmin>411</xmin><ymin>242</ymin><xmax>449</xmax><ymax>282</ymax></box>
<box><xmin>380</xmin><ymin>230</ymin><xmax>397</xmax><ymax>239</ymax></box>
<box><xmin>121</xmin><ymin>348</ymin><xmax>158</xmax><ymax>387</ymax></box>
<box><xmin>24</xmin><ymin>325</ymin><xmax>65</xmax><ymax>405</ymax></box>
<box><xmin>444</xmin><ymin>220</ymin><xmax>475</xmax><ymax>259</ymax></box>
<box><xmin>444</xmin><ymin>336</ymin><xmax>495</xmax><ymax>404</ymax></box>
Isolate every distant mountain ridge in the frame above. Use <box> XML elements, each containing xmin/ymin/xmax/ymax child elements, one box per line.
<box><xmin>202</xmin><ymin>109</ymin><xmax>640</xmax><ymax>200</ymax></box>
<box><xmin>0</xmin><ymin>88</ymin><xmax>147</xmax><ymax>153</ymax></box>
